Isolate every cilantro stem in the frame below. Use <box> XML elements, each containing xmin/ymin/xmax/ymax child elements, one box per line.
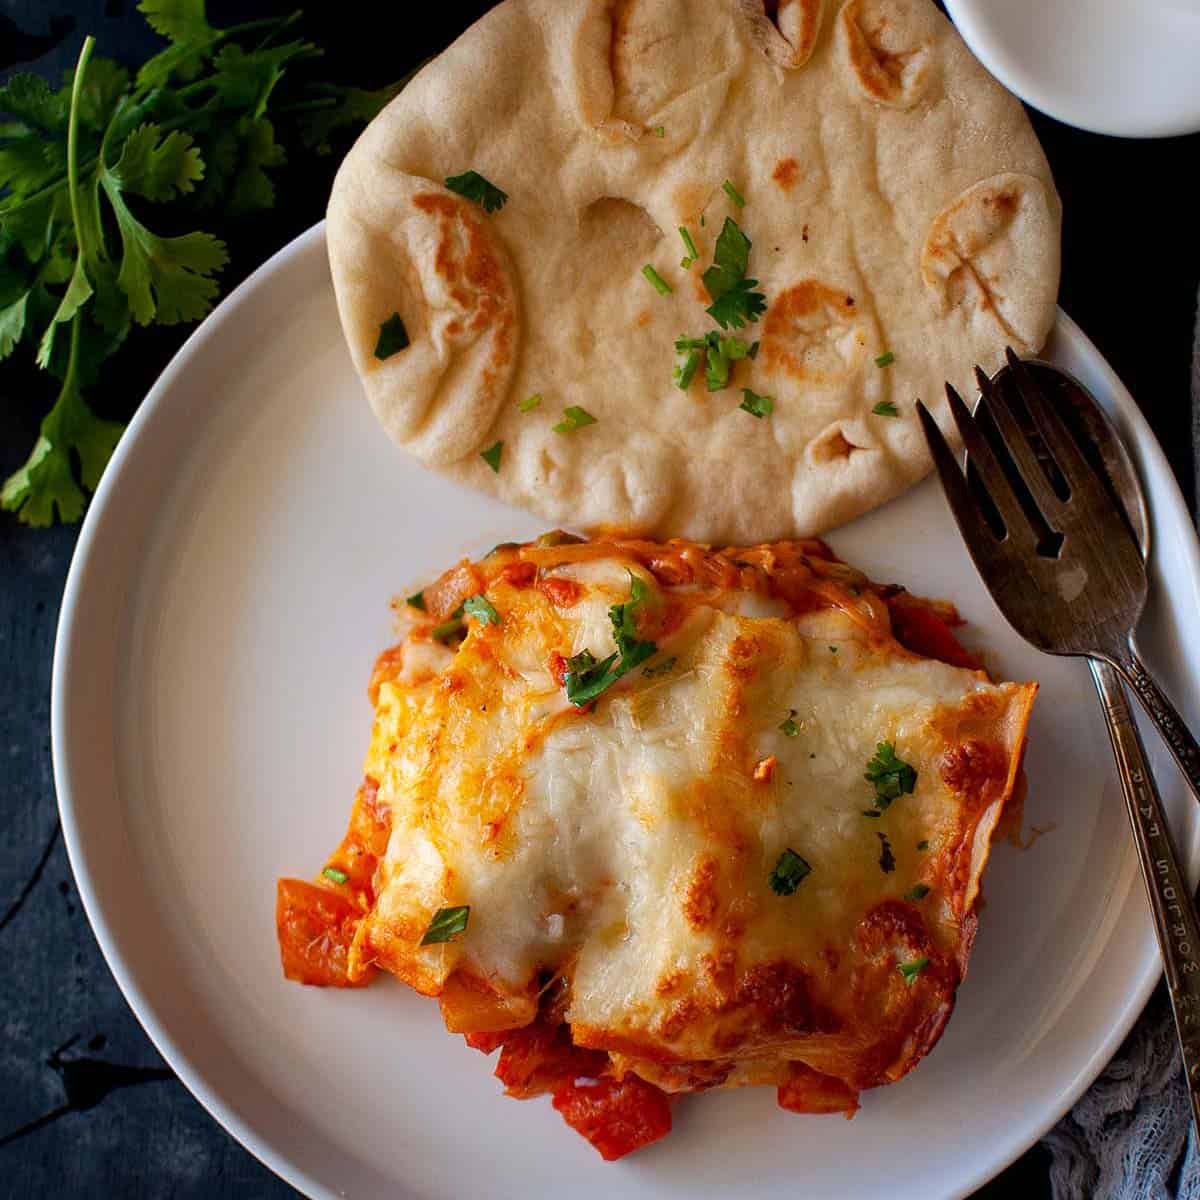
<box><xmin>65</xmin><ymin>37</ymin><xmax>96</xmax><ymax>263</ymax></box>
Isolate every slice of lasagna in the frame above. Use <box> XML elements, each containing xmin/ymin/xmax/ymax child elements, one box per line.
<box><xmin>277</xmin><ymin>535</ymin><xmax>1036</xmax><ymax>1160</ymax></box>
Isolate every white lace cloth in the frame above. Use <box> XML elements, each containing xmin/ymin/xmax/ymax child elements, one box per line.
<box><xmin>1040</xmin><ymin>302</ymin><xmax>1200</xmax><ymax>1199</ymax></box>
<box><xmin>1043</xmin><ymin>985</ymin><xmax>1198</xmax><ymax>1199</ymax></box>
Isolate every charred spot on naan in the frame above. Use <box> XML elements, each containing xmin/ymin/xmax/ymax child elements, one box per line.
<box><xmin>921</xmin><ymin>173</ymin><xmax>1060</xmax><ymax>354</ymax></box>
<box><xmin>761</xmin><ymin>281</ymin><xmax>874</xmax><ymax>385</ymax></box>
<box><xmin>837</xmin><ymin>0</ymin><xmax>935</xmax><ymax>110</ymax></box>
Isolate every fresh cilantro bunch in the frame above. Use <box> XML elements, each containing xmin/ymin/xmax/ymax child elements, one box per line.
<box><xmin>0</xmin><ymin>1</ymin><xmax>403</xmax><ymax>526</ymax></box>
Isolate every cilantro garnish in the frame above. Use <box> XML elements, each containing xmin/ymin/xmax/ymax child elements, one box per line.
<box><xmin>463</xmin><ymin>594</ymin><xmax>501</xmax><ymax>626</ymax></box>
<box><xmin>898</xmin><ymin>956</ymin><xmax>929</xmax><ymax>986</ymax></box>
<box><xmin>642</xmin><ymin>264</ymin><xmax>672</xmax><ymax>295</ymax></box>
<box><xmin>722</xmin><ymin>179</ymin><xmax>746</xmax><ymax>209</ymax></box>
<box><xmin>374</xmin><ymin>312</ymin><xmax>409</xmax><ymax>359</ymax></box>
<box><xmin>518</xmin><ymin>393</ymin><xmax>541</xmax><ymax>412</ymax></box>
<box><xmin>877</xmin><ymin>832</ymin><xmax>896</xmax><ymax>873</ymax></box>
<box><xmin>421</xmin><ymin>905</ymin><xmax>470</xmax><ymax>945</ymax></box>
<box><xmin>678</xmin><ymin>226</ymin><xmax>698</xmax><ymax>268</ymax></box>
<box><xmin>917</xmin><ymin>839</ymin><xmax>929</xmax><ymax>851</ymax></box>
<box><xmin>768</xmin><ymin>848</ymin><xmax>811</xmax><ymax>895</ymax></box>
<box><xmin>432</xmin><ymin>605</ymin><xmax>466</xmax><ymax>643</ymax></box>
<box><xmin>905</xmin><ymin>883</ymin><xmax>930</xmax><ymax>901</ymax></box>
<box><xmin>702</xmin><ymin>219</ymin><xmax>766</xmax><ymax>330</ymax></box>
<box><xmin>875</xmin><ymin>351</ymin><xmax>896</xmax><ymax>368</ymax></box>
<box><xmin>1</xmin><ymin>12</ymin><xmax>404</xmax><ymax>527</ymax></box>
<box><xmin>552</xmin><ymin>406</ymin><xmax>597</xmax><ymax>434</ymax></box>
<box><xmin>444</xmin><ymin>170</ymin><xmax>507</xmax><ymax>213</ymax></box>
<box><xmin>739</xmin><ymin>388</ymin><xmax>773</xmax><ymax>418</ymax></box>
<box><xmin>865</xmin><ymin>742</ymin><xmax>917</xmax><ymax>812</ymax></box>
<box><xmin>406</xmin><ymin>591</ymin><xmax>426</xmax><ymax>611</ymax></box>
<box><xmin>873</xmin><ymin>400</ymin><xmax>899</xmax><ymax>417</ymax></box>
<box><xmin>779</xmin><ymin>710</ymin><xmax>799</xmax><ymax>737</ymax></box>
<box><xmin>322</xmin><ymin>866</ymin><xmax>348</xmax><ymax>885</ymax></box>
<box><xmin>480</xmin><ymin>440</ymin><xmax>503</xmax><ymax>473</ymax></box>
<box><xmin>674</xmin><ymin>349</ymin><xmax>700</xmax><ymax>390</ymax></box>
<box><xmin>563</xmin><ymin>575</ymin><xmax>658</xmax><ymax>705</ymax></box>
<box><xmin>653</xmin><ymin>125</ymin><xmax>665</xmax><ymax>138</ymax></box>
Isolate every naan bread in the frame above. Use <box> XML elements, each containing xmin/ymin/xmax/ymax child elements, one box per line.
<box><xmin>327</xmin><ymin>0</ymin><xmax>1061</xmax><ymax>541</ymax></box>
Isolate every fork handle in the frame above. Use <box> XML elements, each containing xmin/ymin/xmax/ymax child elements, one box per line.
<box><xmin>1111</xmin><ymin>646</ymin><xmax>1200</xmax><ymax>811</ymax></box>
<box><xmin>1090</xmin><ymin>658</ymin><xmax>1200</xmax><ymax>1134</ymax></box>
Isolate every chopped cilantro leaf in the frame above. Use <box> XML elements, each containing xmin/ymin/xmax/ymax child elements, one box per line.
<box><xmin>421</xmin><ymin>905</ymin><xmax>470</xmax><ymax>945</ymax></box>
<box><xmin>769</xmin><ymin>848</ymin><xmax>811</xmax><ymax>895</ymax></box>
<box><xmin>518</xmin><ymin>393</ymin><xmax>542</xmax><ymax>412</ymax></box>
<box><xmin>463</xmin><ymin>594</ymin><xmax>501</xmax><ymax>626</ymax></box>
<box><xmin>917</xmin><ymin>839</ymin><xmax>930</xmax><ymax>851</ymax></box>
<box><xmin>873</xmin><ymin>400</ymin><xmax>899</xmax><ymax>417</ymax></box>
<box><xmin>375</xmin><ymin>312</ymin><xmax>409</xmax><ymax>359</ymax></box>
<box><xmin>322</xmin><ymin>866</ymin><xmax>348</xmax><ymax>885</ymax></box>
<box><xmin>905</xmin><ymin>883</ymin><xmax>931</xmax><ymax>901</ymax></box>
<box><xmin>552</xmin><ymin>406</ymin><xmax>597</xmax><ymax>434</ymax></box>
<box><xmin>444</xmin><ymin>170</ymin><xmax>507</xmax><ymax>213</ymax></box>
<box><xmin>875</xmin><ymin>351</ymin><xmax>896</xmax><ymax>368</ymax></box>
<box><xmin>898</xmin><ymin>956</ymin><xmax>929</xmax><ymax>986</ymax></box>
<box><xmin>877</xmin><ymin>832</ymin><xmax>896</xmax><ymax>873</ymax></box>
<box><xmin>406</xmin><ymin>591</ymin><xmax>426</xmax><ymax>611</ymax></box>
<box><xmin>642</xmin><ymin>264</ymin><xmax>672</xmax><ymax>295</ymax></box>
<box><xmin>653</xmin><ymin>125</ymin><xmax>665</xmax><ymax>138</ymax></box>
<box><xmin>480</xmin><ymin>440</ymin><xmax>503</xmax><ymax>473</ymax></box>
<box><xmin>563</xmin><ymin>576</ymin><xmax>657</xmax><ymax>705</ymax></box>
<box><xmin>709</xmin><ymin>280</ymin><xmax>767</xmax><ymax>330</ymax></box>
<box><xmin>829</xmin><ymin>645</ymin><xmax>838</xmax><ymax>654</ymax></box>
<box><xmin>722</xmin><ymin>179</ymin><xmax>746</xmax><ymax>208</ymax></box>
<box><xmin>703</xmin><ymin>218</ymin><xmax>751</xmax><ymax>299</ymax></box>
<box><xmin>674</xmin><ymin>349</ymin><xmax>700</xmax><ymax>390</ymax></box>
<box><xmin>779</xmin><ymin>710</ymin><xmax>799</xmax><ymax>737</ymax></box>
<box><xmin>862</xmin><ymin>810</ymin><xmax>882</xmax><ymax>818</ymax></box>
<box><xmin>865</xmin><ymin>742</ymin><xmax>917</xmax><ymax>810</ymax></box>
<box><xmin>740</xmin><ymin>388</ymin><xmax>773</xmax><ymax>418</ymax></box>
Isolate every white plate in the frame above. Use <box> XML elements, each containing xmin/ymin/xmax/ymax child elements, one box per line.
<box><xmin>54</xmin><ymin>224</ymin><xmax>1200</xmax><ymax>1200</ymax></box>
<box><xmin>945</xmin><ymin>0</ymin><xmax>1200</xmax><ymax>138</ymax></box>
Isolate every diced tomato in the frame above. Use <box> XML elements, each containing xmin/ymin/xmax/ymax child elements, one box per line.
<box><xmin>493</xmin><ymin>1023</ymin><xmax>608</xmax><ymax>1099</ymax></box>
<box><xmin>777</xmin><ymin>1063</ymin><xmax>860</xmax><ymax>1117</ymax></box>
<box><xmin>464</xmin><ymin>1031</ymin><xmax>507</xmax><ymax>1055</ymax></box>
<box><xmin>539</xmin><ymin>577</ymin><xmax>583</xmax><ymax>608</ymax></box>
<box><xmin>275</xmin><ymin>878</ymin><xmax>371</xmax><ymax>987</ymax></box>
<box><xmin>548</xmin><ymin>652</ymin><xmax>568</xmax><ymax>687</ymax></box>
<box><xmin>887</xmin><ymin>597</ymin><xmax>982</xmax><ymax>670</ymax></box>
<box><xmin>552</xmin><ymin>1074</ymin><xmax>673</xmax><ymax>1161</ymax></box>
<box><xmin>499</xmin><ymin>561</ymin><xmax>537</xmax><ymax>589</ymax></box>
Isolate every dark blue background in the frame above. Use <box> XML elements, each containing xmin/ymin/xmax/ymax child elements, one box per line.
<box><xmin>2</xmin><ymin>2</ymin><xmax>1196</xmax><ymax>1195</ymax></box>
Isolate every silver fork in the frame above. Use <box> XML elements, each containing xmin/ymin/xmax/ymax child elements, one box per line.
<box><xmin>916</xmin><ymin>354</ymin><xmax>1200</xmax><ymax>1132</ymax></box>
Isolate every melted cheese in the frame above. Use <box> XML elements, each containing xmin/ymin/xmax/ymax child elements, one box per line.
<box><xmin>343</xmin><ymin>539</ymin><xmax>1036</xmax><ymax>1098</ymax></box>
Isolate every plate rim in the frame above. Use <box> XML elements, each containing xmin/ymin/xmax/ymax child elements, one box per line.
<box><xmin>50</xmin><ymin>220</ymin><xmax>1200</xmax><ymax>1200</ymax></box>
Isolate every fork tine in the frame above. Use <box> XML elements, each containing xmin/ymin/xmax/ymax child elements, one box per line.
<box><xmin>974</xmin><ymin>365</ymin><xmax>1067</xmax><ymax>525</ymax></box>
<box><xmin>942</xmin><ymin>383</ymin><xmax>1036</xmax><ymax>548</ymax></box>
<box><xmin>916</xmin><ymin>400</ymin><xmax>1014</xmax><ymax>570</ymax></box>
<box><xmin>1003</xmin><ymin>348</ymin><xmax>1116</xmax><ymax>515</ymax></box>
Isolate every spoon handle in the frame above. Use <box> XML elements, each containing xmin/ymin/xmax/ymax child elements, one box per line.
<box><xmin>1113</xmin><ymin>646</ymin><xmax>1200</xmax><ymax>810</ymax></box>
<box><xmin>1090</xmin><ymin>658</ymin><xmax>1200</xmax><ymax>1134</ymax></box>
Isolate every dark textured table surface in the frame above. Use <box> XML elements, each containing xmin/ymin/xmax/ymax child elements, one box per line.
<box><xmin>2</xmin><ymin>3</ymin><xmax>1197</xmax><ymax>1197</ymax></box>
